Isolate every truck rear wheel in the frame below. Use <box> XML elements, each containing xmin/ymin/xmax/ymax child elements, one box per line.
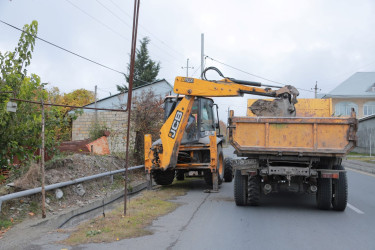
<box><xmin>248</xmin><ymin>175</ymin><xmax>261</xmax><ymax>206</ymax></box>
<box><xmin>176</xmin><ymin>170</ymin><xmax>185</xmax><ymax>181</ymax></box>
<box><xmin>316</xmin><ymin>178</ymin><xmax>332</xmax><ymax>210</ymax></box>
<box><xmin>153</xmin><ymin>169</ymin><xmax>175</xmax><ymax>186</ymax></box>
<box><xmin>234</xmin><ymin>170</ymin><xmax>248</xmax><ymax>206</ymax></box>
<box><xmin>332</xmin><ymin>165</ymin><xmax>348</xmax><ymax>211</ymax></box>
<box><xmin>224</xmin><ymin>158</ymin><xmax>233</xmax><ymax>182</ymax></box>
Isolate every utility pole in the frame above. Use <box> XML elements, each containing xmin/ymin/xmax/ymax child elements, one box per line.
<box><xmin>94</xmin><ymin>85</ymin><xmax>98</xmax><ymax>123</ymax></box>
<box><xmin>40</xmin><ymin>92</ymin><xmax>46</xmax><ymax>218</ymax></box>
<box><xmin>182</xmin><ymin>58</ymin><xmax>194</xmax><ymax>77</ymax></box>
<box><xmin>312</xmin><ymin>81</ymin><xmax>321</xmax><ymax>99</ymax></box>
<box><xmin>124</xmin><ymin>0</ymin><xmax>140</xmax><ymax>216</ymax></box>
<box><xmin>201</xmin><ymin>33</ymin><xmax>204</xmax><ymax>78</ymax></box>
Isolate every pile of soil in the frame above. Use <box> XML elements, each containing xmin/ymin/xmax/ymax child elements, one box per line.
<box><xmin>1</xmin><ymin>154</ymin><xmax>147</xmax><ymax>230</ymax></box>
<box><xmin>13</xmin><ymin>154</ymin><xmax>128</xmax><ymax>190</ymax></box>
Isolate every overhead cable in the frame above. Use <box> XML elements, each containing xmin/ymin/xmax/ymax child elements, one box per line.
<box><xmin>64</xmin><ymin>0</ymin><xmax>130</xmax><ymax>41</ymax></box>
<box><xmin>206</xmin><ymin>55</ymin><xmax>316</xmax><ymax>93</ymax></box>
<box><xmin>0</xmin><ymin>19</ymin><xmax>126</xmax><ymax>76</ymax></box>
<box><xmin>107</xmin><ymin>0</ymin><xmax>186</xmax><ymax>59</ymax></box>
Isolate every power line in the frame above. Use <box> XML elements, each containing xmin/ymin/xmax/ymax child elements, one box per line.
<box><xmin>107</xmin><ymin>0</ymin><xmax>186</xmax><ymax>59</ymax></box>
<box><xmin>69</xmin><ymin>0</ymin><xmax>183</xmax><ymax>69</ymax></box>
<box><xmin>95</xmin><ymin>0</ymin><xmax>132</xmax><ymax>29</ymax></box>
<box><xmin>96</xmin><ymin>0</ymin><xmax>184</xmax><ymax>65</ymax></box>
<box><xmin>191</xmin><ymin>65</ymin><xmax>201</xmax><ymax>77</ymax></box>
<box><xmin>0</xmin><ymin>19</ymin><xmax>126</xmax><ymax>76</ymax></box>
<box><xmin>64</xmin><ymin>0</ymin><xmax>130</xmax><ymax>42</ymax></box>
<box><xmin>205</xmin><ymin>55</ymin><xmax>316</xmax><ymax>93</ymax></box>
<box><xmin>205</xmin><ymin>55</ymin><xmax>284</xmax><ymax>86</ymax></box>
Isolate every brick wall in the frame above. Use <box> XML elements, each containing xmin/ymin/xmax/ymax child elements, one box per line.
<box><xmin>72</xmin><ymin>111</ymin><xmax>135</xmax><ymax>153</ymax></box>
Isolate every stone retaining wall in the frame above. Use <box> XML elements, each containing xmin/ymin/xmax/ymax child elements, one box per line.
<box><xmin>72</xmin><ymin>111</ymin><xmax>134</xmax><ymax>153</ymax></box>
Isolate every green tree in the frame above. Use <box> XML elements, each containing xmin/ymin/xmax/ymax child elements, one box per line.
<box><xmin>0</xmin><ymin>21</ymin><xmax>64</xmax><ymax>167</ymax></box>
<box><xmin>0</xmin><ymin>21</ymin><xmax>96</xmax><ymax>168</ymax></box>
<box><xmin>0</xmin><ymin>21</ymin><xmax>43</xmax><ymax>167</ymax></box>
<box><xmin>47</xmin><ymin>87</ymin><xmax>95</xmax><ymax>141</ymax></box>
<box><xmin>117</xmin><ymin>37</ymin><xmax>160</xmax><ymax>92</ymax></box>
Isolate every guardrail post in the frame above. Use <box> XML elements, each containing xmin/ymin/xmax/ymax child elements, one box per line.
<box><xmin>147</xmin><ymin>173</ymin><xmax>152</xmax><ymax>190</ymax></box>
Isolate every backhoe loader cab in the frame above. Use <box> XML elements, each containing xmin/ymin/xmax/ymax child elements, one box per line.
<box><xmin>164</xmin><ymin>96</ymin><xmax>219</xmax><ymax>144</ymax></box>
<box><xmin>144</xmin><ymin>95</ymin><xmax>230</xmax><ymax>189</ymax></box>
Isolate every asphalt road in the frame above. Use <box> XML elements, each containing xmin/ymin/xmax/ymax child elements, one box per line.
<box><xmin>30</xmin><ymin>163</ymin><xmax>375</xmax><ymax>250</ymax></box>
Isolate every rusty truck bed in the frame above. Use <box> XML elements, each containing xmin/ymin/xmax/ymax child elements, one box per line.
<box><xmin>228</xmin><ymin>116</ymin><xmax>357</xmax><ymax>157</ymax></box>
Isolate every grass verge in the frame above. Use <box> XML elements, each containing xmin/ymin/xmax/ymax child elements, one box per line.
<box><xmin>59</xmin><ymin>180</ymin><xmax>190</xmax><ymax>245</ymax></box>
<box><xmin>347</xmin><ymin>152</ymin><xmax>375</xmax><ymax>164</ymax></box>
<box><xmin>346</xmin><ymin>157</ymin><xmax>375</xmax><ymax>164</ymax></box>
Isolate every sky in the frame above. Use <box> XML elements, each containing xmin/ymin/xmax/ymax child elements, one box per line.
<box><xmin>1</xmin><ymin>0</ymin><xmax>375</xmax><ymax>121</ymax></box>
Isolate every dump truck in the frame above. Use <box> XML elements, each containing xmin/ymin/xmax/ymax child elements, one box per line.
<box><xmin>229</xmin><ymin>98</ymin><xmax>357</xmax><ymax>210</ymax></box>
<box><xmin>144</xmin><ymin>67</ymin><xmax>299</xmax><ymax>191</ymax></box>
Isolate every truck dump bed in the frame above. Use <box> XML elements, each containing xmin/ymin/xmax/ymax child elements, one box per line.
<box><xmin>229</xmin><ymin>114</ymin><xmax>357</xmax><ymax>158</ymax></box>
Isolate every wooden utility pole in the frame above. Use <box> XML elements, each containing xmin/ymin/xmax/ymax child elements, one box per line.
<box><xmin>41</xmin><ymin>96</ymin><xmax>46</xmax><ymax>218</ymax></box>
<box><xmin>94</xmin><ymin>85</ymin><xmax>98</xmax><ymax>123</ymax></box>
<box><xmin>124</xmin><ymin>0</ymin><xmax>141</xmax><ymax>216</ymax></box>
<box><xmin>182</xmin><ymin>58</ymin><xmax>194</xmax><ymax>77</ymax></box>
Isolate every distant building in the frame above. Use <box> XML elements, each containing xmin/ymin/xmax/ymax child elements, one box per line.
<box><xmin>353</xmin><ymin>114</ymin><xmax>375</xmax><ymax>154</ymax></box>
<box><xmin>322</xmin><ymin>72</ymin><xmax>375</xmax><ymax>118</ymax></box>
<box><xmin>71</xmin><ymin>79</ymin><xmax>173</xmax><ymax>153</ymax></box>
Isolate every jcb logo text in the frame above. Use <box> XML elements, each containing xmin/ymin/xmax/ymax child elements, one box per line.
<box><xmin>169</xmin><ymin>111</ymin><xmax>183</xmax><ymax>139</ymax></box>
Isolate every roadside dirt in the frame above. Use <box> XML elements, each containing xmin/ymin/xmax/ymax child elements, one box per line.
<box><xmin>0</xmin><ymin>154</ymin><xmax>147</xmax><ymax>242</ymax></box>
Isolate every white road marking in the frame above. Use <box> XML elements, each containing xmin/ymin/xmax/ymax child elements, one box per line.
<box><xmin>346</xmin><ymin>168</ymin><xmax>375</xmax><ymax>178</ymax></box>
<box><xmin>347</xmin><ymin>203</ymin><xmax>365</xmax><ymax>214</ymax></box>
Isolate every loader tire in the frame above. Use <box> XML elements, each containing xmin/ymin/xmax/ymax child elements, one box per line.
<box><xmin>153</xmin><ymin>169</ymin><xmax>175</xmax><ymax>186</ymax></box>
<box><xmin>224</xmin><ymin>158</ymin><xmax>233</xmax><ymax>182</ymax></box>
<box><xmin>332</xmin><ymin>165</ymin><xmax>348</xmax><ymax>211</ymax></box>
<box><xmin>248</xmin><ymin>175</ymin><xmax>261</xmax><ymax>206</ymax></box>
<box><xmin>316</xmin><ymin>177</ymin><xmax>332</xmax><ymax>210</ymax></box>
<box><xmin>176</xmin><ymin>170</ymin><xmax>185</xmax><ymax>181</ymax></box>
<box><xmin>234</xmin><ymin>170</ymin><xmax>248</xmax><ymax>206</ymax></box>
<box><xmin>203</xmin><ymin>145</ymin><xmax>224</xmax><ymax>186</ymax></box>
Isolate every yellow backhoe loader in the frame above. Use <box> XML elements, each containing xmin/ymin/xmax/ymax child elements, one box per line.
<box><xmin>144</xmin><ymin>67</ymin><xmax>298</xmax><ymax>191</ymax></box>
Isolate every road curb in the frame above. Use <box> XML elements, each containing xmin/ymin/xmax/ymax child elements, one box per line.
<box><xmin>28</xmin><ymin>181</ymin><xmax>149</xmax><ymax>229</ymax></box>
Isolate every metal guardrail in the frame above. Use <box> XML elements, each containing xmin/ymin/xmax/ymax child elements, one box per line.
<box><xmin>0</xmin><ymin>165</ymin><xmax>144</xmax><ymax>212</ymax></box>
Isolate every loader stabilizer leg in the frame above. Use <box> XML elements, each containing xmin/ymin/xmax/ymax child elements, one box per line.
<box><xmin>144</xmin><ymin>134</ymin><xmax>153</xmax><ymax>173</ymax></box>
<box><xmin>212</xmin><ymin>172</ymin><xmax>219</xmax><ymax>192</ymax></box>
<box><xmin>209</xmin><ymin>133</ymin><xmax>219</xmax><ymax>192</ymax></box>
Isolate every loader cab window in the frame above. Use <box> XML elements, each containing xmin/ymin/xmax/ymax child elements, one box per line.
<box><xmin>164</xmin><ymin>97</ymin><xmax>199</xmax><ymax>143</ymax></box>
<box><xmin>200</xmin><ymin>98</ymin><xmax>215</xmax><ymax>133</ymax></box>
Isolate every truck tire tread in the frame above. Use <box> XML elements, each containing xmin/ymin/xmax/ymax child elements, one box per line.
<box><xmin>317</xmin><ymin>178</ymin><xmax>332</xmax><ymax>210</ymax></box>
<box><xmin>248</xmin><ymin>175</ymin><xmax>260</xmax><ymax>206</ymax></box>
<box><xmin>332</xmin><ymin>165</ymin><xmax>348</xmax><ymax>211</ymax></box>
<box><xmin>224</xmin><ymin>158</ymin><xmax>233</xmax><ymax>182</ymax></box>
<box><xmin>234</xmin><ymin>170</ymin><xmax>248</xmax><ymax>206</ymax></box>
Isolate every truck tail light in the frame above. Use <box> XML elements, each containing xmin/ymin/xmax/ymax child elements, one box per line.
<box><xmin>321</xmin><ymin>173</ymin><xmax>339</xmax><ymax>179</ymax></box>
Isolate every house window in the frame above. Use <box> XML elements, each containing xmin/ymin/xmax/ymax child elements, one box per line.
<box><xmin>363</xmin><ymin>101</ymin><xmax>375</xmax><ymax>116</ymax></box>
<box><xmin>335</xmin><ymin>102</ymin><xmax>358</xmax><ymax>116</ymax></box>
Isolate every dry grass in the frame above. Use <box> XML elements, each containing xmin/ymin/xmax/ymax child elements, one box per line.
<box><xmin>347</xmin><ymin>156</ymin><xmax>375</xmax><ymax>164</ymax></box>
<box><xmin>13</xmin><ymin>163</ymin><xmax>40</xmax><ymax>190</ymax></box>
<box><xmin>59</xmin><ymin>181</ymin><xmax>189</xmax><ymax>245</ymax></box>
